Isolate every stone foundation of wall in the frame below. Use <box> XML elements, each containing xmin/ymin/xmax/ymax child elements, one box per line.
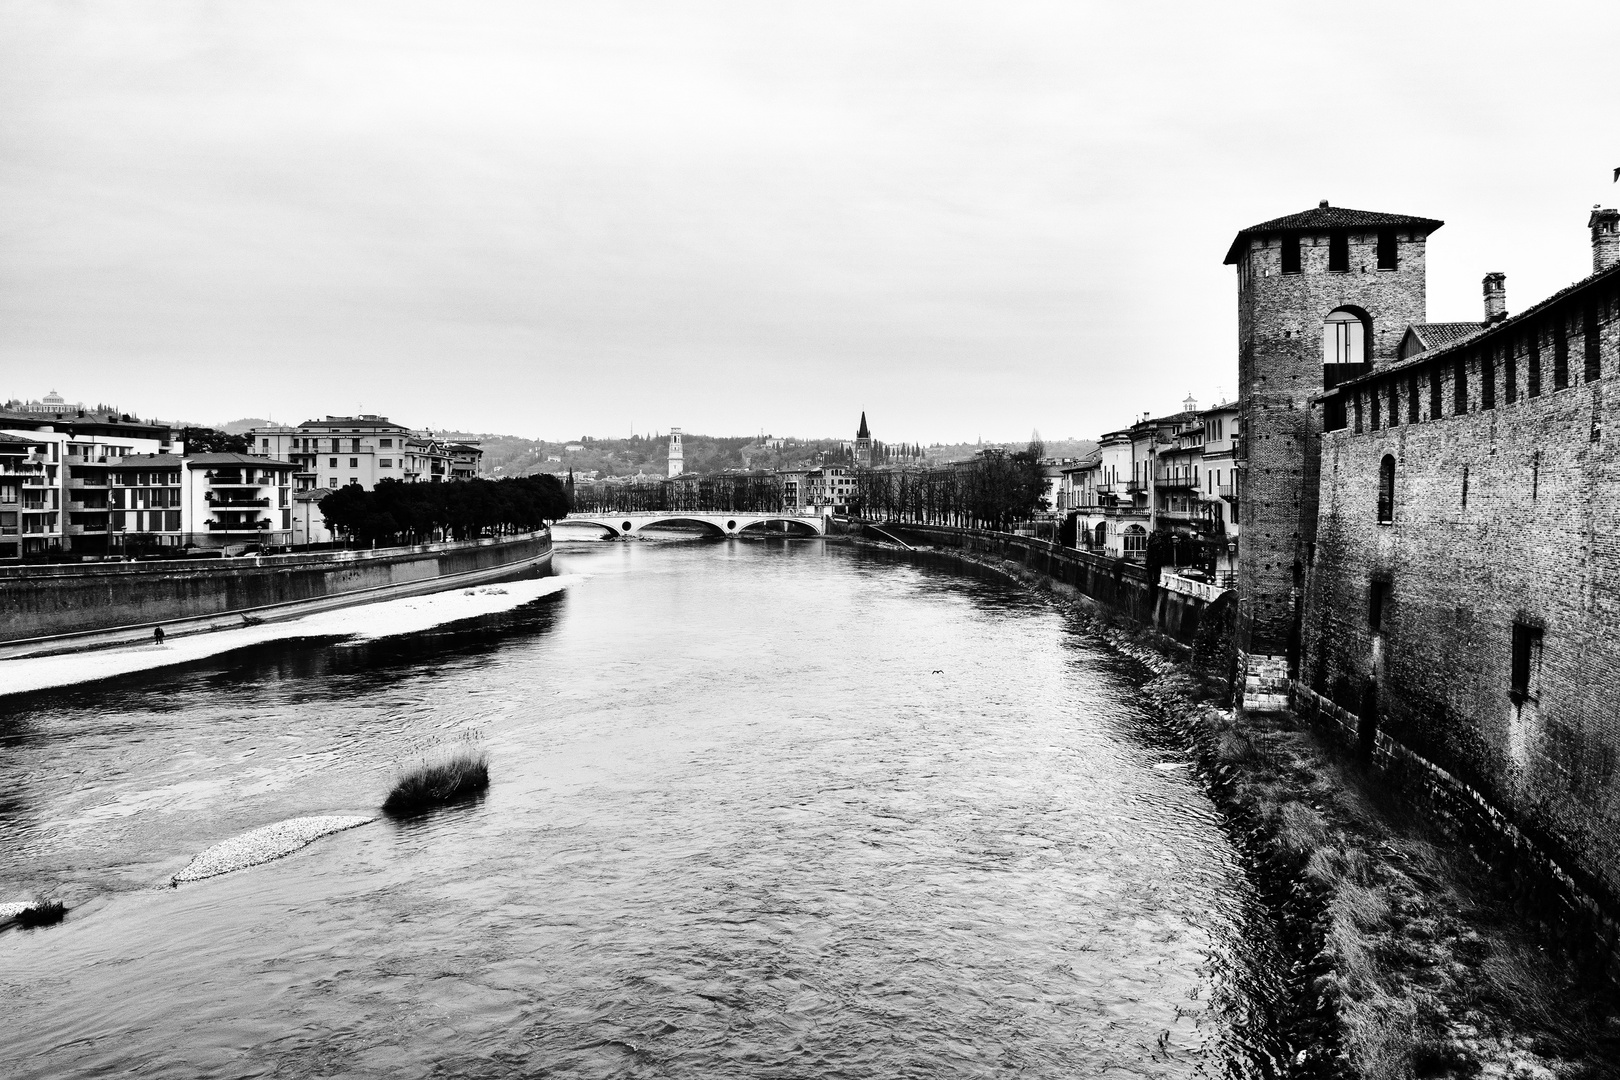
<box><xmin>1289</xmin><ymin>680</ymin><xmax>1620</xmax><ymax>983</ymax></box>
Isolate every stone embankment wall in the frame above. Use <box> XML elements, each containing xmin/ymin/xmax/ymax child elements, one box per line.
<box><xmin>875</xmin><ymin>524</ymin><xmax>1222</xmax><ymax>648</ymax></box>
<box><xmin>0</xmin><ymin>531</ymin><xmax>551</xmax><ymax>644</ymax></box>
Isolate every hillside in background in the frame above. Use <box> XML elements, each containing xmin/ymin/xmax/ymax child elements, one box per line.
<box><xmin>211</xmin><ymin>418</ymin><xmax>1096</xmax><ymax>478</ymax></box>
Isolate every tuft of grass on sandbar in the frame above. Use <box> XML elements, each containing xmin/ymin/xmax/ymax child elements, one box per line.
<box><xmin>383</xmin><ymin>750</ymin><xmax>489</xmax><ymax>815</ymax></box>
<box><xmin>17</xmin><ymin>898</ymin><xmax>66</xmax><ymax>928</ymax></box>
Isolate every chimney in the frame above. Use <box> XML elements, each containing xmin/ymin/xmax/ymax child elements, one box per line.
<box><xmin>1589</xmin><ymin>206</ymin><xmax>1620</xmax><ymax>274</ymax></box>
<box><xmin>1482</xmin><ymin>272</ymin><xmax>1507</xmax><ymax>323</ymax></box>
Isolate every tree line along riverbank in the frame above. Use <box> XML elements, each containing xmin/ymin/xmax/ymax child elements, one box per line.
<box><xmin>854</xmin><ymin>532</ymin><xmax>1620</xmax><ymax>1080</ymax></box>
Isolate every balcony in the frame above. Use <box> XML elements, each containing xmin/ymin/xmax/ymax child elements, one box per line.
<box><xmin>206</xmin><ymin>519</ymin><xmax>272</xmax><ymax>532</ymax></box>
<box><xmin>1154</xmin><ymin>474</ymin><xmax>1198</xmax><ymax>491</ymax></box>
<box><xmin>207</xmin><ymin>497</ymin><xmax>270</xmax><ymax>508</ymax></box>
<box><xmin>67</xmin><ymin>478</ymin><xmax>108</xmax><ymax>490</ymax></box>
<box><xmin>1126</xmin><ymin>480</ymin><xmax>1147</xmax><ymax>493</ymax></box>
<box><xmin>1218</xmin><ymin>482</ymin><xmax>1237</xmax><ymax>499</ymax></box>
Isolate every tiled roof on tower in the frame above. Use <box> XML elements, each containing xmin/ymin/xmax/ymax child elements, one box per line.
<box><xmin>856</xmin><ymin>412</ymin><xmax>870</xmax><ymax>439</ymax></box>
<box><xmin>1224</xmin><ymin>202</ymin><xmax>1444</xmax><ymax>264</ymax></box>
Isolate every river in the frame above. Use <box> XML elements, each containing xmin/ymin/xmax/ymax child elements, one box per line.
<box><xmin>0</xmin><ymin>537</ymin><xmax>1292</xmax><ymax>1078</ymax></box>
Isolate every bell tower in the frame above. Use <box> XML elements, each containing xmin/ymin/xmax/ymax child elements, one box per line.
<box><xmin>855</xmin><ymin>412</ymin><xmax>872</xmax><ymax>468</ymax></box>
<box><xmin>1225</xmin><ymin>202</ymin><xmax>1441</xmax><ymax>670</ymax></box>
<box><xmin>667</xmin><ymin>427</ymin><xmax>684</xmax><ymax>478</ymax></box>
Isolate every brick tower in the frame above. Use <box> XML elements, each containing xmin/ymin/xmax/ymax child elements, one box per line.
<box><xmin>1224</xmin><ymin>202</ymin><xmax>1442</xmax><ymax>674</ymax></box>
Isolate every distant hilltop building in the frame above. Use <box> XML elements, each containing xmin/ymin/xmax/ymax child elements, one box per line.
<box><xmin>16</xmin><ymin>389</ymin><xmax>81</xmax><ymax>415</ymax></box>
<box><xmin>667</xmin><ymin>427</ymin><xmax>684</xmax><ymax>477</ymax></box>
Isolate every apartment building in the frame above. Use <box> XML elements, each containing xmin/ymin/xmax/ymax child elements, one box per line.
<box><xmin>248</xmin><ymin>416</ymin><xmax>461</xmax><ymax>492</ymax></box>
<box><xmin>448</xmin><ymin>442</ymin><xmax>484</xmax><ymax>480</ymax></box>
<box><xmin>0</xmin><ymin>409</ymin><xmax>180</xmax><ymax>557</ymax></box>
<box><xmin>181</xmin><ymin>453</ymin><xmax>296</xmax><ymax>548</ymax></box>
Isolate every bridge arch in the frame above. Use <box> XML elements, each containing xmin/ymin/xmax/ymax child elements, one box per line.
<box><xmin>561</xmin><ymin>512</ymin><xmax>827</xmax><ymax>538</ymax></box>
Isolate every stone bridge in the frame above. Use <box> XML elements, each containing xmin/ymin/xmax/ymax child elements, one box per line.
<box><xmin>559</xmin><ymin>512</ymin><xmax>827</xmax><ymax>538</ymax></box>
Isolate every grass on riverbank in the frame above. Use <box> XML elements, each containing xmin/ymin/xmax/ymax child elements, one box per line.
<box><xmin>383</xmin><ymin>750</ymin><xmax>489</xmax><ymax>815</ymax></box>
<box><xmin>1138</xmin><ymin>659</ymin><xmax>1620</xmax><ymax>1079</ymax></box>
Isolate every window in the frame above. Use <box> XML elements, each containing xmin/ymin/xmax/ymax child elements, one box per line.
<box><xmin>329</xmin><ymin>457</ymin><xmax>338</xmax><ymax>468</ymax></box>
<box><xmin>1123</xmin><ymin>524</ymin><xmax>1147</xmax><ymax>554</ymax></box>
<box><xmin>1454</xmin><ymin>356</ymin><xmax>1468</xmax><ymax>414</ymax></box>
<box><xmin>350</xmin><ymin>477</ymin><xmax>359</xmax><ymax>487</ymax></box>
<box><xmin>1377</xmin><ymin>455</ymin><xmax>1395</xmax><ymax>523</ymax></box>
<box><xmin>351</xmin><ymin>439</ymin><xmax>362</xmax><ymax>454</ymax></box>
<box><xmin>1511</xmin><ymin>622</ymin><xmax>1543</xmax><ymax>706</ymax></box>
<box><xmin>1584</xmin><ymin>305</ymin><xmax>1601</xmax><ymax>382</ymax></box>
<box><xmin>1554</xmin><ymin>318</ymin><xmax>1569</xmax><ymax>389</ymax></box>
<box><xmin>380</xmin><ymin>438</ymin><xmax>393</xmax><ymax>448</ymax></box>
<box><xmin>1093</xmin><ymin>522</ymin><xmax>1106</xmax><ymax>548</ymax></box>
<box><xmin>1324</xmin><ymin>309</ymin><xmax>1366</xmax><ymax>365</ymax></box>
<box><xmin>1376</xmin><ymin>229</ymin><xmax>1398</xmax><ymax>270</ymax></box>
<box><xmin>1504</xmin><ymin>339</ymin><xmax>1517</xmax><ymax>404</ymax></box>
<box><xmin>1408</xmin><ymin>374</ymin><xmax>1420</xmax><ymax>423</ymax></box>
<box><xmin>1328</xmin><ymin>229</ymin><xmax>1349</xmax><ymax>272</ymax></box>
<box><xmin>1387</xmin><ymin>382</ymin><xmax>1399</xmax><ymax>428</ymax></box>
<box><xmin>262</xmin><ymin>438</ymin><xmax>270</xmax><ymax>449</ymax></box>
<box><xmin>379</xmin><ymin>458</ymin><xmax>393</xmax><ymax>468</ymax></box>
<box><xmin>1430</xmin><ymin>367</ymin><xmax>1443</xmax><ymax>419</ymax></box>
<box><xmin>1370</xmin><ymin>387</ymin><xmax>1381</xmax><ymax>430</ymax></box>
<box><xmin>1481</xmin><ymin>351</ymin><xmax>1495</xmax><ymax>409</ymax></box>
<box><xmin>1281</xmin><ymin>234</ymin><xmax>1301</xmax><ymax>274</ymax></box>
<box><xmin>1353</xmin><ymin>393</ymin><xmax>1364</xmax><ymax>433</ymax></box>
<box><xmin>349</xmin><ymin>458</ymin><xmax>359</xmax><ymax>468</ymax></box>
<box><xmin>1369</xmin><ymin>580</ymin><xmax>1390</xmax><ymax>632</ymax></box>
<box><xmin>1528</xmin><ymin>328</ymin><xmax>1542</xmax><ymax>397</ymax></box>
<box><xmin>329</xmin><ymin>477</ymin><xmax>338</xmax><ymax>488</ymax></box>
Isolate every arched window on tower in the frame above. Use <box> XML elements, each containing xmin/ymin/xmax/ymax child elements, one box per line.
<box><xmin>1325</xmin><ymin>309</ymin><xmax>1368</xmax><ymax>366</ymax></box>
<box><xmin>1377</xmin><ymin>455</ymin><xmax>1395</xmax><ymax>524</ymax></box>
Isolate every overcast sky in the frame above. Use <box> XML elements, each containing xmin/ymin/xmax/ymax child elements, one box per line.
<box><xmin>3</xmin><ymin>2</ymin><xmax>1617</xmax><ymax>444</ymax></box>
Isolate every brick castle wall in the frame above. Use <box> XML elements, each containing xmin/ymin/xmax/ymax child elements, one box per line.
<box><xmin>1303</xmin><ymin>271</ymin><xmax>1620</xmax><ymax>913</ymax></box>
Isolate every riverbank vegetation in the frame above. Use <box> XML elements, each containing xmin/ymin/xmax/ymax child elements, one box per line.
<box><xmin>878</xmin><ymin>538</ymin><xmax>1620</xmax><ymax>1078</ymax></box>
<box><xmin>15</xmin><ymin>898</ymin><xmax>66</xmax><ymax>928</ymax></box>
<box><xmin>855</xmin><ymin>438</ymin><xmax>1050</xmax><ymax>529</ymax></box>
<box><xmin>320</xmin><ymin>475</ymin><xmax>568</xmax><ymax>546</ymax></box>
<box><xmin>1111</xmin><ymin>625</ymin><xmax>1620</xmax><ymax>1078</ymax></box>
<box><xmin>383</xmin><ymin>750</ymin><xmax>490</xmax><ymax>815</ymax></box>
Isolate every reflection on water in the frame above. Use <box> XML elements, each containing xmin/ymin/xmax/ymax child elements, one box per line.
<box><xmin>0</xmin><ymin>540</ymin><xmax>1289</xmax><ymax>1078</ymax></box>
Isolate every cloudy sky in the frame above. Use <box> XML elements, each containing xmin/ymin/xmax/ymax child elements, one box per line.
<box><xmin>2</xmin><ymin>2</ymin><xmax>1617</xmax><ymax>443</ymax></box>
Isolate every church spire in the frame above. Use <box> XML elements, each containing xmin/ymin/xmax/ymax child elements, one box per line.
<box><xmin>856</xmin><ymin>411</ymin><xmax>870</xmax><ymax>439</ymax></box>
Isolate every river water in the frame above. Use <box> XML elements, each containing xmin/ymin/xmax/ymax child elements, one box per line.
<box><xmin>0</xmin><ymin>538</ymin><xmax>1291</xmax><ymax>1078</ymax></box>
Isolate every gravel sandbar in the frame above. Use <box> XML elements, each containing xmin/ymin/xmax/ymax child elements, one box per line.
<box><xmin>172</xmin><ymin>815</ymin><xmax>375</xmax><ymax>884</ymax></box>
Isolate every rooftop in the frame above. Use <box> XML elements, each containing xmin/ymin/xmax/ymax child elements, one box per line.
<box><xmin>185</xmin><ymin>453</ymin><xmax>297</xmax><ymax>468</ymax></box>
<box><xmin>297</xmin><ymin>415</ymin><xmax>411</xmax><ymax>432</ymax></box>
<box><xmin>1328</xmin><ymin>258</ymin><xmax>1620</xmax><ymax>396</ymax></box>
<box><xmin>1224</xmin><ymin>203</ymin><xmax>1444</xmax><ymax>264</ymax></box>
<box><xmin>1400</xmin><ymin>322</ymin><xmax>1488</xmax><ymax>358</ymax></box>
<box><xmin>112</xmin><ymin>454</ymin><xmax>185</xmax><ymax>465</ymax></box>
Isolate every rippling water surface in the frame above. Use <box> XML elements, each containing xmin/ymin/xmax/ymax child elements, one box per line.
<box><xmin>0</xmin><ymin>539</ymin><xmax>1288</xmax><ymax>1078</ymax></box>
